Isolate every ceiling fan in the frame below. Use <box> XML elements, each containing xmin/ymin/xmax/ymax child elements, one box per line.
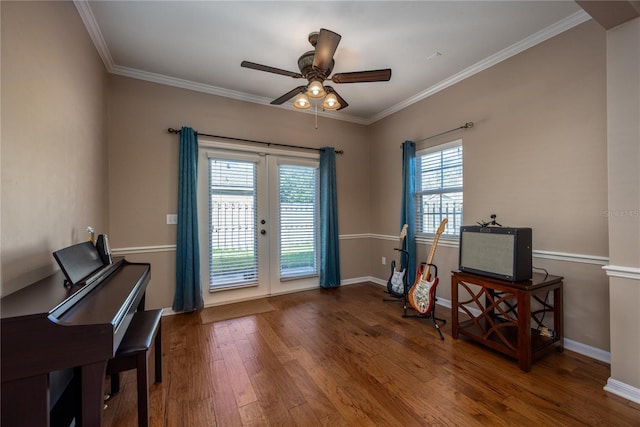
<box><xmin>241</xmin><ymin>28</ymin><xmax>392</xmax><ymax>111</ymax></box>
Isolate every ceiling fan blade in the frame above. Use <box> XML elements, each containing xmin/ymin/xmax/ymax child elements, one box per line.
<box><xmin>312</xmin><ymin>29</ymin><xmax>341</xmax><ymax>72</ymax></box>
<box><xmin>324</xmin><ymin>86</ymin><xmax>349</xmax><ymax>110</ymax></box>
<box><xmin>241</xmin><ymin>61</ymin><xmax>303</xmax><ymax>79</ymax></box>
<box><xmin>270</xmin><ymin>86</ymin><xmax>307</xmax><ymax>105</ymax></box>
<box><xmin>331</xmin><ymin>69</ymin><xmax>392</xmax><ymax>84</ymax></box>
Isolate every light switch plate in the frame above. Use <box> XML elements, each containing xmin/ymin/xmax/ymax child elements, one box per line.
<box><xmin>166</xmin><ymin>214</ymin><xmax>178</xmax><ymax>225</ymax></box>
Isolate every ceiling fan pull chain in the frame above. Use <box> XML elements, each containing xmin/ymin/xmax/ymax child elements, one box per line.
<box><xmin>315</xmin><ymin>102</ymin><xmax>319</xmax><ymax>130</ymax></box>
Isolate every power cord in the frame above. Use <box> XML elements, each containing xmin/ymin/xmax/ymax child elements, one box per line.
<box><xmin>532</xmin><ymin>265</ymin><xmax>549</xmax><ymax>280</ymax></box>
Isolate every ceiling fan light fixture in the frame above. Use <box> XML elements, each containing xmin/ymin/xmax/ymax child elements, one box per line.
<box><xmin>293</xmin><ymin>93</ymin><xmax>312</xmax><ymax>109</ymax></box>
<box><xmin>242</xmin><ymin>28</ymin><xmax>391</xmax><ymax>115</ymax></box>
<box><xmin>322</xmin><ymin>93</ymin><xmax>340</xmax><ymax>110</ymax></box>
<box><xmin>306</xmin><ymin>80</ymin><xmax>326</xmax><ymax>99</ymax></box>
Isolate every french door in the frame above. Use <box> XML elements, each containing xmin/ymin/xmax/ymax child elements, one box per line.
<box><xmin>198</xmin><ymin>144</ymin><xmax>320</xmax><ymax>299</ymax></box>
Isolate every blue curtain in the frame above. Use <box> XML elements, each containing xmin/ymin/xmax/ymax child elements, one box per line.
<box><xmin>319</xmin><ymin>147</ymin><xmax>340</xmax><ymax>288</ymax></box>
<box><xmin>400</xmin><ymin>141</ymin><xmax>417</xmax><ymax>287</ymax></box>
<box><xmin>173</xmin><ymin>127</ymin><xmax>204</xmax><ymax>312</ymax></box>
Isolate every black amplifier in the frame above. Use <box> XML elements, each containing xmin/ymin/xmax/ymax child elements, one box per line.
<box><xmin>458</xmin><ymin>226</ymin><xmax>532</xmax><ymax>282</ymax></box>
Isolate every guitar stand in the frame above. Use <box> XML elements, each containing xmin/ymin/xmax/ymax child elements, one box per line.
<box><xmin>402</xmin><ymin>263</ymin><xmax>446</xmax><ymax>340</ymax></box>
<box><xmin>383</xmin><ymin>248</ymin><xmax>409</xmax><ymax>302</ymax></box>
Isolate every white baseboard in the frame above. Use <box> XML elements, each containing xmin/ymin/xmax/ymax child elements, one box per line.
<box><xmin>362</xmin><ymin>276</ymin><xmax>387</xmax><ymax>286</ymax></box>
<box><xmin>165</xmin><ymin>278</ymin><xmax>613</xmax><ymax>365</ymax></box>
<box><xmin>162</xmin><ymin>278</ymin><xmax>374</xmax><ymax>316</ymax></box>
<box><xmin>368</xmin><ymin>281</ymin><xmax>613</xmax><ymax>364</ymax></box>
<box><xmin>436</xmin><ymin>296</ymin><xmax>612</xmax><ymax>363</ymax></box>
<box><xmin>162</xmin><ymin>277</ymin><xmax>640</xmax><ymax>404</ymax></box>
<box><xmin>604</xmin><ymin>378</ymin><xmax>640</xmax><ymax>404</ymax></box>
<box><xmin>563</xmin><ymin>338</ymin><xmax>610</xmax><ymax>363</ymax></box>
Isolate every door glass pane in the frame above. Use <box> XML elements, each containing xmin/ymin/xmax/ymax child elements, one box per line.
<box><xmin>279</xmin><ymin>164</ymin><xmax>318</xmax><ymax>279</ymax></box>
<box><xmin>208</xmin><ymin>158</ymin><xmax>257</xmax><ymax>289</ymax></box>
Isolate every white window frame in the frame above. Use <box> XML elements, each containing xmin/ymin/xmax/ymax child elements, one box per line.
<box><xmin>275</xmin><ymin>158</ymin><xmax>320</xmax><ymax>281</ymax></box>
<box><xmin>202</xmin><ymin>150</ymin><xmax>263</xmax><ymax>292</ymax></box>
<box><xmin>415</xmin><ymin>139</ymin><xmax>463</xmax><ymax>238</ymax></box>
<box><xmin>197</xmin><ymin>138</ymin><xmax>321</xmax><ymax>293</ymax></box>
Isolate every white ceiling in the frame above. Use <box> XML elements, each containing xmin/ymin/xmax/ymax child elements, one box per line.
<box><xmin>76</xmin><ymin>1</ymin><xmax>589</xmax><ymax>125</ymax></box>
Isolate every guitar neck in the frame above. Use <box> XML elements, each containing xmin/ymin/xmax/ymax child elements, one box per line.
<box><xmin>421</xmin><ymin>241</ymin><xmax>438</xmax><ymax>280</ymax></box>
<box><xmin>420</xmin><ymin>222</ymin><xmax>446</xmax><ymax>280</ymax></box>
<box><xmin>395</xmin><ymin>236</ymin><xmax>404</xmax><ymax>270</ymax></box>
<box><xmin>395</xmin><ymin>225</ymin><xmax>408</xmax><ymax>271</ymax></box>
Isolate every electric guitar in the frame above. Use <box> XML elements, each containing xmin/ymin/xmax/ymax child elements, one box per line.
<box><xmin>387</xmin><ymin>224</ymin><xmax>408</xmax><ymax>297</ymax></box>
<box><xmin>408</xmin><ymin>218</ymin><xmax>447</xmax><ymax>315</ymax></box>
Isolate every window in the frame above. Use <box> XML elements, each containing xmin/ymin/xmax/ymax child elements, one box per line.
<box><xmin>201</xmin><ymin>147</ymin><xmax>320</xmax><ymax>293</ymax></box>
<box><xmin>207</xmin><ymin>157</ymin><xmax>258</xmax><ymax>289</ymax></box>
<box><xmin>415</xmin><ymin>140</ymin><xmax>463</xmax><ymax>237</ymax></box>
<box><xmin>278</xmin><ymin>164</ymin><xmax>318</xmax><ymax>279</ymax></box>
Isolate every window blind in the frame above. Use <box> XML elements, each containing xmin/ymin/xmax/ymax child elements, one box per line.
<box><xmin>416</xmin><ymin>143</ymin><xmax>463</xmax><ymax>236</ymax></box>
<box><xmin>279</xmin><ymin>164</ymin><xmax>318</xmax><ymax>279</ymax></box>
<box><xmin>208</xmin><ymin>158</ymin><xmax>258</xmax><ymax>289</ymax></box>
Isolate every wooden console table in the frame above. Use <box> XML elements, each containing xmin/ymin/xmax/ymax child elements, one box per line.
<box><xmin>451</xmin><ymin>270</ymin><xmax>563</xmax><ymax>372</ymax></box>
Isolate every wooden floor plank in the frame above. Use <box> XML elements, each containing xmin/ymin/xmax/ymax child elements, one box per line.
<box><xmin>219</xmin><ymin>341</ymin><xmax>257</xmax><ymax>408</ymax></box>
<box><xmin>210</xmin><ymin>358</ymin><xmax>243</xmax><ymax>426</ymax></box>
<box><xmin>103</xmin><ymin>283</ymin><xmax>640</xmax><ymax>427</ymax></box>
<box><xmin>281</xmin><ymin>352</ymin><xmax>343</xmax><ymax>423</ymax></box>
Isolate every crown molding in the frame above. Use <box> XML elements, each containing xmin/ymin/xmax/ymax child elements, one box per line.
<box><xmin>74</xmin><ymin>0</ymin><xmax>114</xmax><ymax>70</ymax></box>
<box><xmin>108</xmin><ymin>65</ymin><xmax>368</xmax><ymax>125</ymax></box>
<box><xmin>110</xmin><ymin>64</ymin><xmax>269</xmax><ymax>104</ymax></box>
<box><xmin>73</xmin><ymin>1</ymin><xmax>367</xmax><ymax>125</ymax></box>
<box><xmin>366</xmin><ymin>10</ymin><xmax>591</xmax><ymax>125</ymax></box>
<box><xmin>74</xmin><ymin>1</ymin><xmax>589</xmax><ymax>127</ymax></box>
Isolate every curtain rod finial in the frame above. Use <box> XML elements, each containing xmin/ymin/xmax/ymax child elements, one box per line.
<box><xmin>168</xmin><ymin>127</ymin><xmax>180</xmax><ymax>134</ymax></box>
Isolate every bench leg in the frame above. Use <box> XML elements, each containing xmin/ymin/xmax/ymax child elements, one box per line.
<box><xmin>110</xmin><ymin>373</ymin><xmax>120</xmax><ymax>396</ymax></box>
<box><xmin>154</xmin><ymin>322</ymin><xmax>162</xmax><ymax>383</ymax></box>
<box><xmin>136</xmin><ymin>353</ymin><xmax>149</xmax><ymax>427</ymax></box>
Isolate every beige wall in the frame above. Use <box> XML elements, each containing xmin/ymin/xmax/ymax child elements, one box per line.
<box><xmin>1</xmin><ymin>1</ymin><xmax>633</xmax><ymax>373</ymax></box>
<box><xmin>0</xmin><ymin>1</ymin><xmax>108</xmax><ymax>296</ymax></box>
<box><xmin>605</xmin><ymin>17</ymin><xmax>640</xmax><ymax>393</ymax></box>
<box><xmin>106</xmin><ymin>75</ymin><xmax>371</xmax><ymax>308</ymax></box>
<box><xmin>368</xmin><ymin>20</ymin><xmax>610</xmax><ymax>350</ymax></box>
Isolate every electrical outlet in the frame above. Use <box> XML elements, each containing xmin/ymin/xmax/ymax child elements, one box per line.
<box><xmin>381</xmin><ymin>256</ymin><xmax>386</xmax><ymax>265</ymax></box>
<box><xmin>166</xmin><ymin>214</ymin><xmax>178</xmax><ymax>225</ymax></box>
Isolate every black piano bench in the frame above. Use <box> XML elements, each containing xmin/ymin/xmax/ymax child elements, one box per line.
<box><xmin>106</xmin><ymin>309</ymin><xmax>162</xmax><ymax>427</ymax></box>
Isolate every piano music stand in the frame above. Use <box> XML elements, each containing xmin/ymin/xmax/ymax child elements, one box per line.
<box><xmin>53</xmin><ymin>241</ymin><xmax>104</xmax><ymax>287</ymax></box>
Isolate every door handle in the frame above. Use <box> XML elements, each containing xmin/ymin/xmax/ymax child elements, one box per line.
<box><xmin>260</xmin><ymin>229</ymin><xmax>266</xmax><ymax>235</ymax></box>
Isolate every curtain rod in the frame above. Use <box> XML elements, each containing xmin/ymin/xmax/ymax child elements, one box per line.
<box><xmin>167</xmin><ymin>128</ymin><xmax>344</xmax><ymax>154</ymax></box>
<box><xmin>413</xmin><ymin>122</ymin><xmax>474</xmax><ymax>144</ymax></box>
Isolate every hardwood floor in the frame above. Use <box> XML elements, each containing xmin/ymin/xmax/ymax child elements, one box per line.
<box><xmin>103</xmin><ymin>283</ymin><xmax>640</xmax><ymax>426</ymax></box>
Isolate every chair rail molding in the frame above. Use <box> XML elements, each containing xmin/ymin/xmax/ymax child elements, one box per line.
<box><xmin>367</xmin><ymin>233</ymin><xmax>608</xmax><ymax>265</ymax></box>
<box><xmin>602</xmin><ymin>265</ymin><xmax>640</xmax><ymax>281</ymax></box>
<box><xmin>113</xmin><ymin>235</ymin><xmax>611</xmax><ymax>266</ymax></box>
<box><xmin>112</xmin><ymin>245</ymin><xmax>176</xmax><ymax>256</ymax></box>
